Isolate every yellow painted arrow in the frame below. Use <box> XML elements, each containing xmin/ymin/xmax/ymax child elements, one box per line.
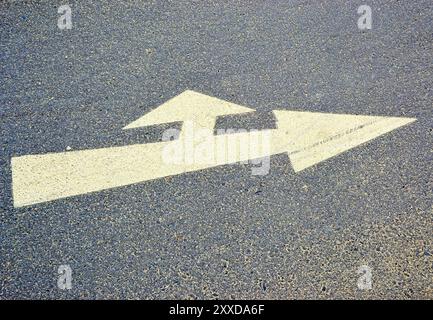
<box><xmin>11</xmin><ymin>90</ymin><xmax>416</xmax><ymax>207</ymax></box>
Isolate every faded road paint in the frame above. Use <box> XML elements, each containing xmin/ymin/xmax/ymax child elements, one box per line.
<box><xmin>11</xmin><ymin>91</ymin><xmax>416</xmax><ymax>207</ymax></box>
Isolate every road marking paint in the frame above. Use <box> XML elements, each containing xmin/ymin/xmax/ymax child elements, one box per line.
<box><xmin>11</xmin><ymin>90</ymin><xmax>416</xmax><ymax>207</ymax></box>
<box><xmin>123</xmin><ymin>90</ymin><xmax>254</xmax><ymax>132</ymax></box>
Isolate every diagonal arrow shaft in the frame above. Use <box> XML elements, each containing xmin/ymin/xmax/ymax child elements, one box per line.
<box><xmin>11</xmin><ymin>111</ymin><xmax>415</xmax><ymax>207</ymax></box>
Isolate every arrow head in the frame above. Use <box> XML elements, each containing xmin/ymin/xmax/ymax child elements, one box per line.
<box><xmin>123</xmin><ymin>90</ymin><xmax>255</xmax><ymax>130</ymax></box>
<box><xmin>272</xmin><ymin>110</ymin><xmax>416</xmax><ymax>172</ymax></box>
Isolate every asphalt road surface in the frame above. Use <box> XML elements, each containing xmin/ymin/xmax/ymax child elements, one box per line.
<box><xmin>1</xmin><ymin>0</ymin><xmax>432</xmax><ymax>299</ymax></box>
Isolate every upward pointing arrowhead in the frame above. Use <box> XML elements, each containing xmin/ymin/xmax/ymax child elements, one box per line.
<box><xmin>11</xmin><ymin>90</ymin><xmax>417</xmax><ymax>207</ymax></box>
<box><xmin>123</xmin><ymin>89</ymin><xmax>416</xmax><ymax>172</ymax></box>
<box><xmin>123</xmin><ymin>90</ymin><xmax>254</xmax><ymax>130</ymax></box>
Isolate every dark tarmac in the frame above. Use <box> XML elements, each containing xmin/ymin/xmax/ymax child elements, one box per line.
<box><xmin>0</xmin><ymin>0</ymin><xmax>432</xmax><ymax>299</ymax></box>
